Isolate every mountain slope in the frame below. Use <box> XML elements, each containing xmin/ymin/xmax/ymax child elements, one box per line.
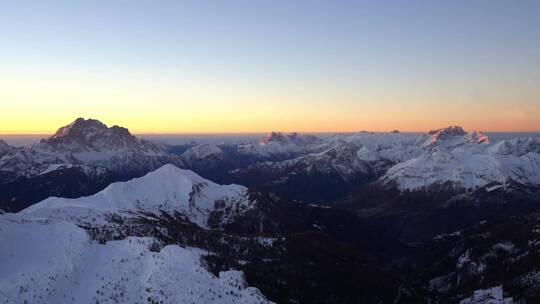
<box><xmin>22</xmin><ymin>164</ymin><xmax>253</xmax><ymax>229</ymax></box>
<box><xmin>0</xmin><ymin>164</ymin><xmax>411</xmax><ymax>303</ymax></box>
<box><xmin>234</xmin><ymin>132</ymin><xmax>328</xmax><ymax>161</ymax></box>
<box><xmin>380</xmin><ymin>128</ymin><xmax>540</xmax><ymax>191</ymax></box>
<box><xmin>0</xmin><ymin>164</ymin><xmax>272</xmax><ymax>303</ymax></box>
<box><xmin>0</xmin><ymin>219</ymin><xmax>270</xmax><ymax>304</ymax></box>
<box><xmin>229</xmin><ymin>142</ymin><xmax>375</xmax><ymax>202</ymax></box>
<box><xmin>406</xmin><ymin>213</ymin><xmax>540</xmax><ymax>303</ymax></box>
<box><xmin>0</xmin><ymin>118</ymin><xmax>180</xmax><ymax>212</ymax></box>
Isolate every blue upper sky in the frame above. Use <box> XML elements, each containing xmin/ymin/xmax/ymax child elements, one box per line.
<box><xmin>1</xmin><ymin>0</ymin><xmax>539</xmax><ymax>133</ymax></box>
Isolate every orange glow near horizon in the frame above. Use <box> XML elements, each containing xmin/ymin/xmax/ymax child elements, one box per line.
<box><xmin>1</xmin><ymin>1</ymin><xmax>540</xmax><ymax>135</ymax></box>
<box><xmin>1</xmin><ymin>87</ymin><xmax>540</xmax><ymax>134</ymax></box>
<box><xmin>1</xmin><ymin>106</ymin><xmax>539</xmax><ymax>135</ymax></box>
<box><xmin>2</xmin><ymin>69</ymin><xmax>539</xmax><ymax>134</ymax></box>
<box><xmin>1</xmin><ymin>49</ymin><xmax>539</xmax><ymax>135</ymax></box>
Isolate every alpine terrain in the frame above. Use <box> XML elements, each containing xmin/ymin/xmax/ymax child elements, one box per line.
<box><xmin>2</xmin><ymin>119</ymin><xmax>540</xmax><ymax>303</ymax></box>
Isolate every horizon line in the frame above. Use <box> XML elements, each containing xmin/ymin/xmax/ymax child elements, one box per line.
<box><xmin>2</xmin><ymin>130</ymin><xmax>540</xmax><ymax>136</ymax></box>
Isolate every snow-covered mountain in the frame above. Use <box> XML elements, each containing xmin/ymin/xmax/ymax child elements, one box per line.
<box><xmin>22</xmin><ymin>164</ymin><xmax>254</xmax><ymax>229</ymax></box>
<box><xmin>380</xmin><ymin>127</ymin><xmax>540</xmax><ymax>191</ymax></box>
<box><xmin>3</xmin><ymin>123</ymin><xmax>539</xmax><ymax>302</ymax></box>
<box><xmin>229</xmin><ymin>141</ymin><xmax>375</xmax><ymax>202</ymax></box>
<box><xmin>3</xmin><ymin>121</ymin><xmax>539</xmax><ymax>209</ymax></box>
<box><xmin>237</xmin><ymin>142</ymin><xmax>371</xmax><ymax>181</ymax></box>
<box><xmin>0</xmin><ymin>118</ymin><xmax>182</xmax><ymax>211</ymax></box>
<box><xmin>182</xmin><ymin>127</ymin><xmax>540</xmax><ymax>202</ymax></box>
<box><xmin>415</xmin><ymin>126</ymin><xmax>489</xmax><ymax>148</ymax></box>
<box><xmin>234</xmin><ymin>132</ymin><xmax>328</xmax><ymax>161</ymax></box>
<box><xmin>0</xmin><ymin>222</ymin><xmax>269</xmax><ymax>304</ymax></box>
<box><xmin>488</xmin><ymin>137</ymin><xmax>540</xmax><ymax>156</ymax></box>
<box><xmin>0</xmin><ymin>164</ymin><xmax>271</xmax><ymax>304</ymax></box>
<box><xmin>334</xmin><ymin>131</ymin><xmax>422</xmax><ymax>175</ymax></box>
<box><xmin>0</xmin><ymin>163</ymin><xmax>414</xmax><ymax>303</ymax></box>
<box><xmin>0</xmin><ymin>118</ymin><xmax>176</xmax><ymax>179</ymax></box>
<box><xmin>181</xmin><ymin>144</ymin><xmax>224</xmax><ymax>163</ymax></box>
<box><xmin>175</xmin><ymin>132</ymin><xmax>334</xmax><ymax>188</ymax></box>
<box><xmin>179</xmin><ymin>143</ymin><xmax>225</xmax><ymax>171</ymax></box>
<box><xmin>260</xmin><ymin>132</ymin><xmax>321</xmax><ymax>146</ymax></box>
<box><xmin>331</xmin><ymin>131</ymin><xmax>420</xmax><ymax>160</ymax></box>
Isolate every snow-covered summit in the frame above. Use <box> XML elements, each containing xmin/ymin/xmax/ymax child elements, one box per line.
<box><xmin>22</xmin><ymin>164</ymin><xmax>253</xmax><ymax>228</ymax></box>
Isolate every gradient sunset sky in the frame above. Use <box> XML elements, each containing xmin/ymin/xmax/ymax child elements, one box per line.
<box><xmin>1</xmin><ymin>0</ymin><xmax>539</xmax><ymax>134</ymax></box>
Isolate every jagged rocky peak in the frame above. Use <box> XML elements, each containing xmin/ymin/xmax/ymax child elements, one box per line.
<box><xmin>260</xmin><ymin>131</ymin><xmax>293</xmax><ymax>145</ymax></box>
<box><xmin>429</xmin><ymin>126</ymin><xmax>467</xmax><ymax>140</ymax></box>
<box><xmin>420</xmin><ymin>126</ymin><xmax>489</xmax><ymax>147</ymax></box>
<box><xmin>464</xmin><ymin>130</ymin><xmax>490</xmax><ymax>145</ymax></box>
<box><xmin>0</xmin><ymin>118</ymin><xmax>173</xmax><ymax>181</ymax></box>
<box><xmin>43</xmin><ymin>117</ymin><xmax>142</xmax><ymax>149</ymax></box>
<box><xmin>48</xmin><ymin>117</ymin><xmax>108</xmax><ymax>140</ymax></box>
<box><xmin>260</xmin><ymin>131</ymin><xmax>320</xmax><ymax>146</ymax></box>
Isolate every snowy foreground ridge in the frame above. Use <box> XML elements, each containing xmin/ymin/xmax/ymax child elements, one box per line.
<box><xmin>0</xmin><ymin>165</ymin><xmax>272</xmax><ymax>304</ymax></box>
<box><xmin>21</xmin><ymin>164</ymin><xmax>253</xmax><ymax>229</ymax></box>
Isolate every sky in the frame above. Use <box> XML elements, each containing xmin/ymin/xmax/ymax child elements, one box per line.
<box><xmin>0</xmin><ymin>0</ymin><xmax>539</xmax><ymax>134</ymax></box>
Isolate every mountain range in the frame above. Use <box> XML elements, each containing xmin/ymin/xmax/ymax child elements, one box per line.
<box><xmin>2</xmin><ymin>118</ymin><xmax>540</xmax><ymax>303</ymax></box>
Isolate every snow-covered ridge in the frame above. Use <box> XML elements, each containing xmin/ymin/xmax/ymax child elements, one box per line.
<box><xmin>180</xmin><ymin>143</ymin><xmax>224</xmax><ymax>162</ymax></box>
<box><xmin>0</xmin><ymin>164</ymin><xmax>271</xmax><ymax>303</ymax></box>
<box><xmin>260</xmin><ymin>131</ymin><xmax>321</xmax><ymax>146</ymax></box>
<box><xmin>226</xmin><ymin>127</ymin><xmax>539</xmax><ymax>193</ymax></box>
<box><xmin>380</xmin><ymin>127</ymin><xmax>540</xmax><ymax>191</ymax></box>
<box><xmin>232</xmin><ymin>132</ymin><xmax>329</xmax><ymax>161</ymax></box>
<box><xmin>488</xmin><ymin>137</ymin><xmax>540</xmax><ymax>156</ymax></box>
<box><xmin>2</xmin><ymin>119</ymin><xmax>539</xmax><ymax>197</ymax></box>
<box><xmin>0</xmin><ymin>215</ymin><xmax>270</xmax><ymax>304</ymax></box>
<box><xmin>238</xmin><ymin>141</ymin><xmax>372</xmax><ymax>182</ymax></box>
<box><xmin>22</xmin><ymin>164</ymin><xmax>253</xmax><ymax>228</ymax></box>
